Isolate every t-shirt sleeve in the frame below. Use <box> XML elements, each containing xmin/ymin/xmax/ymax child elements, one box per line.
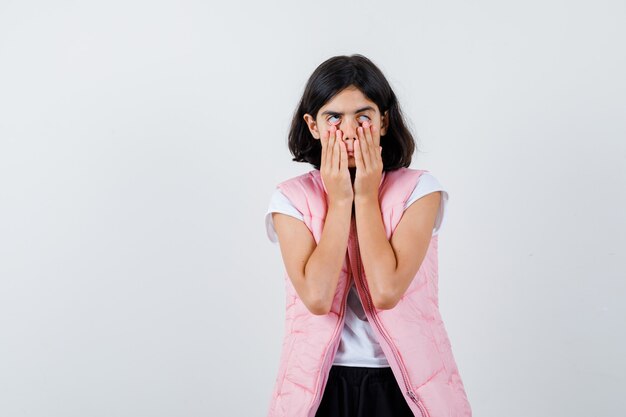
<box><xmin>265</xmin><ymin>188</ymin><xmax>305</xmax><ymax>243</ymax></box>
<box><xmin>403</xmin><ymin>172</ymin><xmax>449</xmax><ymax>236</ymax></box>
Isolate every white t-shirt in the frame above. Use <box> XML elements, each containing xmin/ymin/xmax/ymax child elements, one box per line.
<box><xmin>265</xmin><ymin>172</ymin><xmax>449</xmax><ymax>367</ymax></box>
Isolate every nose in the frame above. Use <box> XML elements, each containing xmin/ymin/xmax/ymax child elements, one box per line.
<box><xmin>340</xmin><ymin>119</ymin><xmax>359</xmax><ymax>141</ymax></box>
<box><xmin>339</xmin><ymin>121</ymin><xmax>361</xmax><ymax>153</ymax></box>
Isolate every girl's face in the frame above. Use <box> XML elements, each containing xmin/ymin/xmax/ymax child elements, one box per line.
<box><xmin>303</xmin><ymin>85</ymin><xmax>388</xmax><ymax>168</ymax></box>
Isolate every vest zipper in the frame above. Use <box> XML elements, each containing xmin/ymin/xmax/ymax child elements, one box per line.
<box><xmin>308</xmin><ymin>262</ymin><xmax>352</xmax><ymax>417</ymax></box>
<box><xmin>351</xmin><ymin>218</ymin><xmax>431</xmax><ymax>417</ymax></box>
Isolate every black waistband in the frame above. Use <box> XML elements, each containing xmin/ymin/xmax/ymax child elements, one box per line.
<box><xmin>328</xmin><ymin>365</ymin><xmax>395</xmax><ymax>384</ymax></box>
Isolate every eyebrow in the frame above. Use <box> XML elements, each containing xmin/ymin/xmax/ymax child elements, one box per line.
<box><xmin>320</xmin><ymin>106</ymin><xmax>376</xmax><ymax>116</ymax></box>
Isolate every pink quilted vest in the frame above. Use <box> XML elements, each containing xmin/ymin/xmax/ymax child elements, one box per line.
<box><xmin>267</xmin><ymin>167</ymin><xmax>472</xmax><ymax>417</ymax></box>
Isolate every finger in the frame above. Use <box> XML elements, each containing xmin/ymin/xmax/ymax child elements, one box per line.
<box><xmin>363</xmin><ymin>120</ymin><xmax>375</xmax><ymax>149</ymax></box>
<box><xmin>363</xmin><ymin>120</ymin><xmax>380</xmax><ymax>165</ymax></box>
<box><xmin>320</xmin><ymin>128</ymin><xmax>329</xmax><ymax>170</ymax></box>
<box><xmin>332</xmin><ymin>129</ymin><xmax>342</xmax><ymax>173</ymax></box>
<box><xmin>326</xmin><ymin>126</ymin><xmax>335</xmax><ymax>170</ymax></box>
<box><xmin>366</xmin><ymin>120</ymin><xmax>380</xmax><ymax>149</ymax></box>
<box><xmin>357</xmin><ymin>125</ymin><xmax>372</xmax><ymax>170</ymax></box>
<box><xmin>354</xmin><ymin>137</ymin><xmax>364</xmax><ymax>173</ymax></box>
<box><xmin>373</xmin><ymin>123</ymin><xmax>380</xmax><ymax>149</ymax></box>
<box><xmin>338</xmin><ymin>139</ymin><xmax>348</xmax><ymax>173</ymax></box>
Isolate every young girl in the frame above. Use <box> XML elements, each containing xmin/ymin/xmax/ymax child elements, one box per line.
<box><xmin>265</xmin><ymin>54</ymin><xmax>472</xmax><ymax>417</ymax></box>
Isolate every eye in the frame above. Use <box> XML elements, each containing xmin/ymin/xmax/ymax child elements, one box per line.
<box><xmin>359</xmin><ymin>115</ymin><xmax>371</xmax><ymax>122</ymax></box>
<box><xmin>327</xmin><ymin>115</ymin><xmax>341</xmax><ymax>125</ymax></box>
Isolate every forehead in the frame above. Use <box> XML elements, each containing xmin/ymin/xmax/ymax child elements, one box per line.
<box><xmin>319</xmin><ymin>87</ymin><xmax>379</xmax><ymax>113</ymax></box>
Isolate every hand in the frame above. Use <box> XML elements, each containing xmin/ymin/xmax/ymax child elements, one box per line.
<box><xmin>320</xmin><ymin>125</ymin><xmax>354</xmax><ymax>206</ymax></box>
<box><xmin>353</xmin><ymin>120</ymin><xmax>383</xmax><ymax>200</ymax></box>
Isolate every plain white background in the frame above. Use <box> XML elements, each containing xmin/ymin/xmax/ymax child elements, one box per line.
<box><xmin>1</xmin><ymin>1</ymin><xmax>624</xmax><ymax>416</ymax></box>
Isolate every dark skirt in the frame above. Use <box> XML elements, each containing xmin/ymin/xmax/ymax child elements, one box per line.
<box><xmin>315</xmin><ymin>365</ymin><xmax>416</xmax><ymax>417</ymax></box>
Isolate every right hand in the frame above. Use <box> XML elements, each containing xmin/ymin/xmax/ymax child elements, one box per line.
<box><xmin>320</xmin><ymin>125</ymin><xmax>354</xmax><ymax>206</ymax></box>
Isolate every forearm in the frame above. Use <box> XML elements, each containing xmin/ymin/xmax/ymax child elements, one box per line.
<box><xmin>354</xmin><ymin>195</ymin><xmax>397</xmax><ymax>307</ymax></box>
<box><xmin>304</xmin><ymin>200</ymin><xmax>352</xmax><ymax>313</ymax></box>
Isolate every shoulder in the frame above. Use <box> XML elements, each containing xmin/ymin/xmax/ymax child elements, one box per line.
<box><xmin>275</xmin><ymin>169</ymin><xmax>327</xmax><ymax>216</ymax></box>
<box><xmin>414</xmin><ymin>171</ymin><xmax>444</xmax><ymax>192</ymax></box>
<box><xmin>268</xmin><ymin>188</ymin><xmax>299</xmax><ymax>210</ymax></box>
<box><xmin>265</xmin><ymin>188</ymin><xmax>304</xmax><ymax>243</ymax></box>
<box><xmin>277</xmin><ymin>169</ymin><xmax>321</xmax><ymax>191</ymax></box>
<box><xmin>406</xmin><ymin>170</ymin><xmax>447</xmax><ymax>201</ymax></box>
<box><xmin>403</xmin><ymin>170</ymin><xmax>449</xmax><ymax>235</ymax></box>
<box><xmin>380</xmin><ymin>168</ymin><xmax>434</xmax><ymax>202</ymax></box>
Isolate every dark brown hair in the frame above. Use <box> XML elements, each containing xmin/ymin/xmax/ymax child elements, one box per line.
<box><xmin>288</xmin><ymin>54</ymin><xmax>417</xmax><ymax>171</ymax></box>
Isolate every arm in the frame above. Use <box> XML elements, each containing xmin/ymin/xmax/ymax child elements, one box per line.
<box><xmin>354</xmin><ymin>190</ymin><xmax>441</xmax><ymax>310</ymax></box>
<box><xmin>272</xmin><ymin>199</ymin><xmax>352</xmax><ymax>315</ymax></box>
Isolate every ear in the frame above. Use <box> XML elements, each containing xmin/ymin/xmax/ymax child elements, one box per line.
<box><xmin>303</xmin><ymin>113</ymin><xmax>320</xmax><ymax>139</ymax></box>
<box><xmin>380</xmin><ymin>110</ymin><xmax>389</xmax><ymax>136</ymax></box>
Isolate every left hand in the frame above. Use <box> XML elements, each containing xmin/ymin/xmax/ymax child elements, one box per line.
<box><xmin>353</xmin><ymin>120</ymin><xmax>383</xmax><ymax>200</ymax></box>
